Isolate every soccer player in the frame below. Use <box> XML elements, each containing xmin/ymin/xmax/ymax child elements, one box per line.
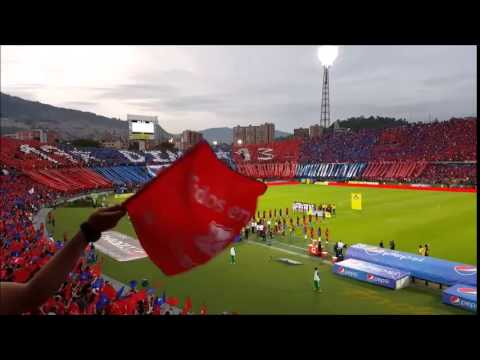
<box><xmin>325</xmin><ymin>228</ymin><xmax>329</xmax><ymax>245</ymax></box>
<box><xmin>389</xmin><ymin>240</ymin><xmax>395</xmax><ymax>250</ymax></box>
<box><xmin>332</xmin><ymin>204</ymin><xmax>336</xmax><ymax>216</ymax></box>
<box><xmin>296</xmin><ymin>216</ymin><xmax>300</xmax><ymax>228</ymax></box>
<box><xmin>317</xmin><ymin>226</ymin><xmax>321</xmax><ymax>241</ymax></box>
<box><xmin>289</xmin><ymin>223</ymin><xmax>295</xmax><ymax>242</ymax></box>
<box><xmin>251</xmin><ymin>219</ymin><xmax>256</xmax><ymax>234</ymax></box>
<box><xmin>313</xmin><ymin>268</ymin><xmax>321</xmax><ymax>292</ymax></box>
<box><xmin>418</xmin><ymin>244</ymin><xmax>425</xmax><ymax>256</ymax></box>
<box><xmin>230</xmin><ymin>246</ymin><xmax>236</xmax><ymax>264</ymax></box>
<box><xmin>424</xmin><ymin>244</ymin><xmax>429</xmax><ymax>256</ymax></box>
<box><xmin>379</xmin><ymin>241</ymin><xmax>384</xmax><ymax>248</ymax></box>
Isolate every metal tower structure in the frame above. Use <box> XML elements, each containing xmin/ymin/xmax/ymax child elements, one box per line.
<box><xmin>320</xmin><ymin>66</ymin><xmax>330</xmax><ymax>129</ymax></box>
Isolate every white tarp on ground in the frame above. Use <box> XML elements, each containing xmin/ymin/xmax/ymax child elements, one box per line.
<box><xmin>95</xmin><ymin>231</ymin><xmax>148</xmax><ymax>262</ymax></box>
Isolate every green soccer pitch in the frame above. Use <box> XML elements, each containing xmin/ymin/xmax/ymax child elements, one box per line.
<box><xmin>49</xmin><ymin>184</ymin><xmax>477</xmax><ymax>315</ymax></box>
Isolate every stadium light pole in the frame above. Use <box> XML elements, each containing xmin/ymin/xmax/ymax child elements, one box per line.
<box><xmin>213</xmin><ymin>140</ymin><xmax>218</xmax><ymax>146</ymax></box>
<box><xmin>237</xmin><ymin>139</ymin><xmax>243</xmax><ymax>145</ymax></box>
<box><xmin>317</xmin><ymin>46</ymin><xmax>339</xmax><ymax>129</ymax></box>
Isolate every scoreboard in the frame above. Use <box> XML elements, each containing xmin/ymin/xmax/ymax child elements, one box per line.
<box><xmin>128</xmin><ymin>114</ymin><xmax>157</xmax><ymax>141</ymax></box>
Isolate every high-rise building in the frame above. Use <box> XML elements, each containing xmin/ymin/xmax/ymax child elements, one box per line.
<box><xmin>6</xmin><ymin>129</ymin><xmax>59</xmax><ymax>144</ymax></box>
<box><xmin>180</xmin><ymin>130</ymin><xmax>203</xmax><ymax>151</ymax></box>
<box><xmin>233</xmin><ymin>123</ymin><xmax>275</xmax><ymax>145</ymax></box>
<box><xmin>293</xmin><ymin>128</ymin><xmax>310</xmax><ymax>139</ymax></box>
<box><xmin>233</xmin><ymin>126</ymin><xmax>247</xmax><ymax>145</ymax></box>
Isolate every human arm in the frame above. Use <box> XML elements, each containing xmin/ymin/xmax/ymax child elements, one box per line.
<box><xmin>0</xmin><ymin>205</ymin><xmax>126</xmax><ymax>315</ymax></box>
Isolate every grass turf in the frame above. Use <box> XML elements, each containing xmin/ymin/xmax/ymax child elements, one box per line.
<box><xmin>49</xmin><ymin>184</ymin><xmax>476</xmax><ymax>314</ymax></box>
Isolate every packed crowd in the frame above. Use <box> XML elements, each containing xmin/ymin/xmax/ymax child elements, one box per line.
<box><xmin>416</xmin><ymin>163</ymin><xmax>477</xmax><ymax>186</ymax></box>
<box><xmin>372</xmin><ymin>118</ymin><xmax>477</xmax><ymax>162</ymax></box>
<box><xmin>1</xmin><ymin>118</ymin><xmax>476</xmax><ymax>189</ymax></box>
<box><xmin>299</xmin><ymin>129</ymin><xmax>379</xmax><ymax>163</ymax></box>
<box><xmin>0</xmin><ymin>172</ymin><xmax>203</xmax><ymax>315</ymax></box>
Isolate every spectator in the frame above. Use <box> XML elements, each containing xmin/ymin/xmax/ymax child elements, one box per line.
<box><xmin>0</xmin><ymin>205</ymin><xmax>126</xmax><ymax>315</ymax></box>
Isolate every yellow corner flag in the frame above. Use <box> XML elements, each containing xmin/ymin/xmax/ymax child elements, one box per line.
<box><xmin>351</xmin><ymin>193</ymin><xmax>362</xmax><ymax>210</ymax></box>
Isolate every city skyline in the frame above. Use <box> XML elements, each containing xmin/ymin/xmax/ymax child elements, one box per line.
<box><xmin>1</xmin><ymin>45</ymin><xmax>476</xmax><ymax>133</ymax></box>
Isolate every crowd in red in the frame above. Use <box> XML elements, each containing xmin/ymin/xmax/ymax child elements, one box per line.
<box><xmin>0</xmin><ymin>172</ymin><xmax>202</xmax><ymax>315</ymax></box>
<box><xmin>236</xmin><ymin>161</ymin><xmax>298</xmax><ymax>179</ymax></box>
<box><xmin>417</xmin><ymin>163</ymin><xmax>477</xmax><ymax>185</ymax></box>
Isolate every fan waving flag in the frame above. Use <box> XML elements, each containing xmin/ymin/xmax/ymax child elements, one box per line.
<box><xmin>124</xmin><ymin>141</ymin><xmax>267</xmax><ymax>276</ymax></box>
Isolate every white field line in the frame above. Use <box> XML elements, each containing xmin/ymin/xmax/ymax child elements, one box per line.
<box><xmin>245</xmin><ymin>240</ymin><xmax>334</xmax><ymax>267</ymax></box>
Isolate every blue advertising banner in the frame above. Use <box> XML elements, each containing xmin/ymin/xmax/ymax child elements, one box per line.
<box><xmin>346</xmin><ymin>244</ymin><xmax>476</xmax><ymax>287</ymax></box>
<box><xmin>442</xmin><ymin>284</ymin><xmax>477</xmax><ymax>313</ymax></box>
<box><xmin>332</xmin><ymin>258</ymin><xmax>410</xmax><ymax>290</ymax></box>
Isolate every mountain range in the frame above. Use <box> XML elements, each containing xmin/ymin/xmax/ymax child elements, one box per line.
<box><xmin>0</xmin><ymin>93</ymin><xmax>291</xmax><ymax>143</ymax></box>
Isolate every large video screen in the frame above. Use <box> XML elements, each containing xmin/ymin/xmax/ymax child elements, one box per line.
<box><xmin>131</xmin><ymin>120</ymin><xmax>154</xmax><ymax>134</ymax></box>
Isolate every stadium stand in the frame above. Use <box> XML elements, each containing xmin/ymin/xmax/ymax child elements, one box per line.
<box><xmin>93</xmin><ymin>166</ymin><xmax>153</xmax><ymax>186</ymax></box>
<box><xmin>0</xmin><ymin>117</ymin><xmax>476</xmax><ymax>314</ymax></box>
<box><xmin>23</xmin><ymin>168</ymin><xmax>112</xmax><ymax>193</ymax></box>
<box><xmin>0</xmin><ymin>172</ymin><xmax>194</xmax><ymax>315</ymax></box>
<box><xmin>233</xmin><ymin>139</ymin><xmax>301</xmax><ymax>179</ymax></box>
<box><xmin>294</xmin><ymin>118</ymin><xmax>476</xmax><ymax>183</ymax></box>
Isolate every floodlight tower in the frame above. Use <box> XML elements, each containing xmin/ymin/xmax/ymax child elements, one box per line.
<box><xmin>317</xmin><ymin>46</ymin><xmax>339</xmax><ymax>129</ymax></box>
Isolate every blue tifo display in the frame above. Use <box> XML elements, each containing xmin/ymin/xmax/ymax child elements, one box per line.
<box><xmin>333</xmin><ymin>258</ymin><xmax>410</xmax><ymax>290</ymax></box>
<box><xmin>345</xmin><ymin>244</ymin><xmax>476</xmax><ymax>287</ymax></box>
<box><xmin>442</xmin><ymin>284</ymin><xmax>477</xmax><ymax>313</ymax></box>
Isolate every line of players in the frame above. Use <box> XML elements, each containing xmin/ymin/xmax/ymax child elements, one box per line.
<box><xmin>242</xmin><ymin>207</ymin><xmax>333</xmax><ymax>253</ymax></box>
<box><xmin>292</xmin><ymin>202</ymin><xmax>336</xmax><ymax>218</ymax></box>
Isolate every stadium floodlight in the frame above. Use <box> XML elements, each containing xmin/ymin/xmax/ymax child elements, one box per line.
<box><xmin>317</xmin><ymin>46</ymin><xmax>339</xmax><ymax>68</ymax></box>
<box><xmin>213</xmin><ymin>140</ymin><xmax>218</xmax><ymax>146</ymax></box>
<box><xmin>317</xmin><ymin>46</ymin><xmax>339</xmax><ymax>129</ymax></box>
<box><xmin>168</xmin><ymin>138</ymin><xmax>174</xmax><ymax>143</ymax></box>
<box><xmin>237</xmin><ymin>139</ymin><xmax>243</xmax><ymax>145</ymax></box>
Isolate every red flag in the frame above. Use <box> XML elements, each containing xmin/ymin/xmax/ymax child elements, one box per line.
<box><xmin>124</xmin><ymin>141</ymin><xmax>266</xmax><ymax>276</ymax></box>
<box><xmin>103</xmin><ymin>283</ymin><xmax>117</xmax><ymax>300</ymax></box>
<box><xmin>181</xmin><ymin>296</ymin><xmax>192</xmax><ymax>315</ymax></box>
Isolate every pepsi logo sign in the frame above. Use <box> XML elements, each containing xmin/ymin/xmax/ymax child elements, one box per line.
<box><xmin>367</xmin><ymin>274</ymin><xmax>375</xmax><ymax>281</ymax></box>
<box><xmin>449</xmin><ymin>296</ymin><xmax>460</xmax><ymax>304</ymax></box>
<box><xmin>458</xmin><ymin>287</ymin><xmax>477</xmax><ymax>296</ymax></box>
<box><xmin>338</xmin><ymin>267</ymin><xmax>345</xmax><ymax>273</ymax></box>
<box><xmin>365</xmin><ymin>247</ymin><xmax>384</xmax><ymax>256</ymax></box>
<box><xmin>454</xmin><ymin>265</ymin><xmax>476</xmax><ymax>276</ymax></box>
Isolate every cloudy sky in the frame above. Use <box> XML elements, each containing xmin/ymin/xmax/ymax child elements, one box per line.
<box><xmin>1</xmin><ymin>45</ymin><xmax>476</xmax><ymax>133</ymax></box>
